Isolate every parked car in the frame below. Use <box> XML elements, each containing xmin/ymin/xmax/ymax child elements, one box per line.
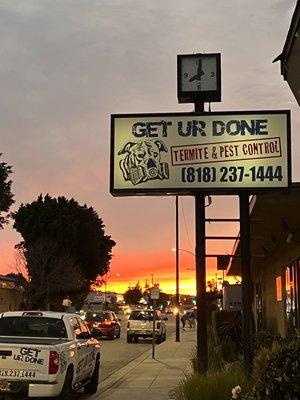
<box><xmin>0</xmin><ymin>310</ymin><xmax>100</xmax><ymax>398</ymax></box>
<box><xmin>127</xmin><ymin>309</ymin><xmax>166</xmax><ymax>343</ymax></box>
<box><xmin>85</xmin><ymin>311</ymin><xmax>121</xmax><ymax>340</ymax></box>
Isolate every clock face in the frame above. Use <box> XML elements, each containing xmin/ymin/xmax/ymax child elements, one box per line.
<box><xmin>181</xmin><ymin>55</ymin><xmax>218</xmax><ymax>92</ymax></box>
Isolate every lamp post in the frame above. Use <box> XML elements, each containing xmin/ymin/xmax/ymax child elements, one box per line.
<box><xmin>172</xmin><ymin>248</ymin><xmax>195</xmax><ymax>257</ymax></box>
<box><xmin>172</xmin><ymin>245</ymin><xmax>196</xmax><ymax>342</ymax></box>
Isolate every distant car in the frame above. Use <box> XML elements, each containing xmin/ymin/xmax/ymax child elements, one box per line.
<box><xmin>85</xmin><ymin>311</ymin><xmax>121</xmax><ymax>340</ymax></box>
<box><xmin>127</xmin><ymin>309</ymin><xmax>166</xmax><ymax>343</ymax></box>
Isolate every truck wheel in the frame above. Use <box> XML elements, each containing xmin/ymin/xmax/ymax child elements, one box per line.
<box><xmin>133</xmin><ymin>336</ymin><xmax>138</xmax><ymax>343</ymax></box>
<box><xmin>108</xmin><ymin>329</ymin><xmax>115</xmax><ymax>340</ymax></box>
<box><xmin>84</xmin><ymin>355</ymin><xmax>100</xmax><ymax>394</ymax></box>
<box><xmin>127</xmin><ymin>334</ymin><xmax>133</xmax><ymax>343</ymax></box>
<box><xmin>156</xmin><ymin>335</ymin><xmax>162</xmax><ymax>344</ymax></box>
<box><xmin>57</xmin><ymin>367</ymin><xmax>73</xmax><ymax>399</ymax></box>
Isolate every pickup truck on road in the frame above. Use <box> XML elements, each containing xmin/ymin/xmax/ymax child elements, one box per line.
<box><xmin>0</xmin><ymin>310</ymin><xmax>101</xmax><ymax>398</ymax></box>
<box><xmin>127</xmin><ymin>309</ymin><xmax>167</xmax><ymax>343</ymax></box>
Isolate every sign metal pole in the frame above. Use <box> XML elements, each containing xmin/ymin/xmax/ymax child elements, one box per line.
<box><xmin>175</xmin><ymin>195</ymin><xmax>180</xmax><ymax>342</ymax></box>
<box><xmin>152</xmin><ymin>298</ymin><xmax>156</xmax><ymax>359</ymax></box>
<box><xmin>194</xmin><ymin>100</ymin><xmax>208</xmax><ymax>374</ymax></box>
<box><xmin>239</xmin><ymin>193</ymin><xmax>253</xmax><ymax>376</ymax></box>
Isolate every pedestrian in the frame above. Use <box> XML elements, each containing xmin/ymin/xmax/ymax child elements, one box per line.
<box><xmin>181</xmin><ymin>314</ymin><xmax>188</xmax><ymax>330</ymax></box>
<box><xmin>187</xmin><ymin>312</ymin><xmax>196</xmax><ymax>329</ymax></box>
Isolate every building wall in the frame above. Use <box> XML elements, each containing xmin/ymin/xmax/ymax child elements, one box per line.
<box><xmin>254</xmin><ymin>243</ymin><xmax>300</xmax><ymax>337</ymax></box>
<box><xmin>262</xmin><ymin>260</ymin><xmax>286</xmax><ymax>337</ymax></box>
<box><xmin>0</xmin><ymin>288</ymin><xmax>22</xmax><ymax>313</ymax></box>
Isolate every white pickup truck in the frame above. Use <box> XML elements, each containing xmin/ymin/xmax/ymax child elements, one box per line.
<box><xmin>0</xmin><ymin>310</ymin><xmax>101</xmax><ymax>398</ymax></box>
<box><xmin>127</xmin><ymin>309</ymin><xmax>167</xmax><ymax>343</ymax></box>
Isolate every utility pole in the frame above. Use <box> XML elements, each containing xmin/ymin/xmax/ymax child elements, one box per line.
<box><xmin>194</xmin><ymin>100</ymin><xmax>208</xmax><ymax>373</ymax></box>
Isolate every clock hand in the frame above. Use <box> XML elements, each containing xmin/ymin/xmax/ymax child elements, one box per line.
<box><xmin>189</xmin><ymin>75</ymin><xmax>198</xmax><ymax>82</ymax></box>
<box><xmin>197</xmin><ymin>59</ymin><xmax>204</xmax><ymax>78</ymax></box>
<box><xmin>189</xmin><ymin>58</ymin><xmax>205</xmax><ymax>82</ymax></box>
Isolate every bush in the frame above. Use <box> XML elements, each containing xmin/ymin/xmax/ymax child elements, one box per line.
<box><xmin>212</xmin><ymin>310</ymin><xmax>242</xmax><ymax>362</ymax></box>
<box><xmin>172</xmin><ymin>370</ymin><xmax>250</xmax><ymax>400</ymax></box>
<box><xmin>190</xmin><ymin>325</ymin><xmax>226</xmax><ymax>373</ymax></box>
<box><xmin>253</xmin><ymin>330</ymin><xmax>280</xmax><ymax>353</ymax></box>
<box><xmin>243</xmin><ymin>332</ymin><xmax>300</xmax><ymax>399</ymax></box>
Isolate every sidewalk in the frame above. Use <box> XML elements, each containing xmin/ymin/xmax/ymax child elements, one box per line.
<box><xmin>91</xmin><ymin>328</ymin><xmax>196</xmax><ymax>400</ymax></box>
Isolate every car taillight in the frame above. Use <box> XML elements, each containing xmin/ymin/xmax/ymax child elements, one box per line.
<box><xmin>156</xmin><ymin>322</ymin><xmax>161</xmax><ymax>329</ymax></box>
<box><xmin>127</xmin><ymin>321</ymin><xmax>130</xmax><ymax>328</ymax></box>
<box><xmin>103</xmin><ymin>321</ymin><xmax>112</xmax><ymax>326</ymax></box>
<box><xmin>49</xmin><ymin>351</ymin><xmax>59</xmax><ymax>374</ymax></box>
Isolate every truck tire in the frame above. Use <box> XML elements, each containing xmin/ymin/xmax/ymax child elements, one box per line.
<box><xmin>108</xmin><ymin>328</ymin><xmax>115</xmax><ymax>340</ymax></box>
<box><xmin>156</xmin><ymin>335</ymin><xmax>162</xmax><ymax>344</ymax></box>
<box><xmin>84</xmin><ymin>355</ymin><xmax>100</xmax><ymax>394</ymax></box>
<box><xmin>127</xmin><ymin>334</ymin><xmax>133</xmax><ymax>343</ymax></box>
<box><xmin>133</xmin><ymin>336</ymin><xmax>138</xmax><ymax>343</ymax></box>
<box><xmin>57</xmin><ymin>367</ymin><xmax>73</xmax><ymax>399</ymax></box>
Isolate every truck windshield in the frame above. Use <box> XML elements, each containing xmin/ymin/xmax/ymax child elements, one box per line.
<box><xmin>129</xmin><ymin>310</ymin><xmax>154</xmax><ymax>321</ymax></box>
<box><xmin>0</xmin><ymin>317</ymin><xmax>67</xmax><ymax>338</ymax></box>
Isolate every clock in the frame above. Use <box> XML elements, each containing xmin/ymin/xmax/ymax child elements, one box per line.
<box><xmin>177</xmin><ymin>53</ymin><xmax>221</xmax><ymax>104</ymax></box>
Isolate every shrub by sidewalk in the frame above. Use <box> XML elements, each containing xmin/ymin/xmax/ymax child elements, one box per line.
<box><xmin>242</xmin><ymin>331</ymin><xmax>300</xmax><ymax>400</ymax></box>
<box><xmin>171</xmin><ymin>370</ymin><xmax>250</xmax><ymax>400</ymax></box>
<box><xmin>172</xmin><ymin>328</ymin><xmax>300</xmax><ymax>400</ymax></box>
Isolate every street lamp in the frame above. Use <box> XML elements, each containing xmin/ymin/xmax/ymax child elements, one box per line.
<box><xmin>172</xmin><ymin>248</ymin><xmax>195</xmax><ymax>257</ymax></box>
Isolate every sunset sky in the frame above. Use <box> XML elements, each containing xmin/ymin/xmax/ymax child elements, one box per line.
<box><xmin>0</xmin><ymin>0</ymin><xmax>299</xmax><ymax>295</ymax></box>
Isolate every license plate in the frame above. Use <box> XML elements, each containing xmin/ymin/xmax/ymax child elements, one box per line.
<box><xmin>0</xmin><ymin>381</ymin><xmax>11</xmax><ymax>392</ymax></box>
<box><xmin>0</xmin><ymin>370</ymin><xmax>36</xmax><ymax>379</ymax></box>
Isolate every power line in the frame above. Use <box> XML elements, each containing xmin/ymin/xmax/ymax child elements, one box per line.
<box><xmin>180</xmin><ymin>197</ymin><xmax>192</xmax><ymax>249</ymax></box>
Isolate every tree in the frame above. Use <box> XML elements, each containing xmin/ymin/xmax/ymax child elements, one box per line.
<box><xmin>23</xmin><ymin>238</ymin><xmax>85</xmax><ymax>310</ymax></box>
<box><xmin>0</xmin><ymin>153</ymin><xmax>14</xmax><ymax>229</ymax></box>
<box><xmin>12</xmin><ymin>195</ymin><xmax>116</xmax><ymax>283</ymax></box>
<box><xmin>123</xmin><ymin>282</ymin><xmax>143</xmax><ymax>305</ymax></box>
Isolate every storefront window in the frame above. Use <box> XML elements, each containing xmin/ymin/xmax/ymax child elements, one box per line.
<box><xmin>285</xmin><ymin>261</ymin><xmax>300</xmax><ymax>333</ymax></box>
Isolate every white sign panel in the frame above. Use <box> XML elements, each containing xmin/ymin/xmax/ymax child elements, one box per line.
<box><xmin>110</xmin><ymin>111</ymin><xmax>291</xmax><ymax>196</ymax></box>
<box><xmin>150</xmin><ymin>287</ymin><xmax>160</xmax><ymax>300</ymax></box>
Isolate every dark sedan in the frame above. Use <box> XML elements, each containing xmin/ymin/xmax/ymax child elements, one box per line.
<box><xmin>85</xmin><ymin>311</ymin><xmax>121</xmax><ymax>340</ymax></box>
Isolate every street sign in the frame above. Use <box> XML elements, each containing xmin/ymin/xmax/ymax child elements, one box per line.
<box><xmin>150</xmin><ymin>287</ymin><xmax>160</xmax><ymax>300</ymax></box>
<box><xmin>110</xmin><ymin>110</ymin><xmax>291</xmax><ymax>196</ymax></box>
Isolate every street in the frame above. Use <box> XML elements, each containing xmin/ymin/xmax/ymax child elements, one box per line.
<box><xmin>0</xmin><ymin>314</ymin><xmax>177</xmax><ymax>400</ymax></box>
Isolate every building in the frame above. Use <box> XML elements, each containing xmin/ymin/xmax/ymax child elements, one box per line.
<box><xmin>273</xmin><ymin>0</ymin><xmax>300</xmax><ymax>105</ymax></box>
<box><xmin>83</xmin><ymin>291</ymin><xmax>118</xmax><ymax>311</ymax></box>
<box><xmin>0</xmin><ymin>275</ymin><xmax>22</xmax><ymax>312</ymax></box>
<box><xmin>228</xmin><ymin>187</ymin><xmax>300</xmax><ymax>336</ymax></box>
<box><xmin>227</xmin><ymin>0</ymin><xmax>300</xmax><ymax>340</ymax></box>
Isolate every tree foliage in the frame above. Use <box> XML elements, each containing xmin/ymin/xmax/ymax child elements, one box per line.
<box><xmin>13</xmin><ymin>195</ymin><xmax>116</xmax><ymax>284</ymax></box>
<box><xmin>123</xmin><ymin>282</ymin><xmax>143</xmax><ymax>305</ymax></box>
<box><xmin>25</xmin><ymin>239</ymin><xmax>86</xmax><ymax>309</ymax></box>
<box><xmin>0</xmin><ymin>153</ymin><xmax>14</xmax><ymax>229</ymax></box>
